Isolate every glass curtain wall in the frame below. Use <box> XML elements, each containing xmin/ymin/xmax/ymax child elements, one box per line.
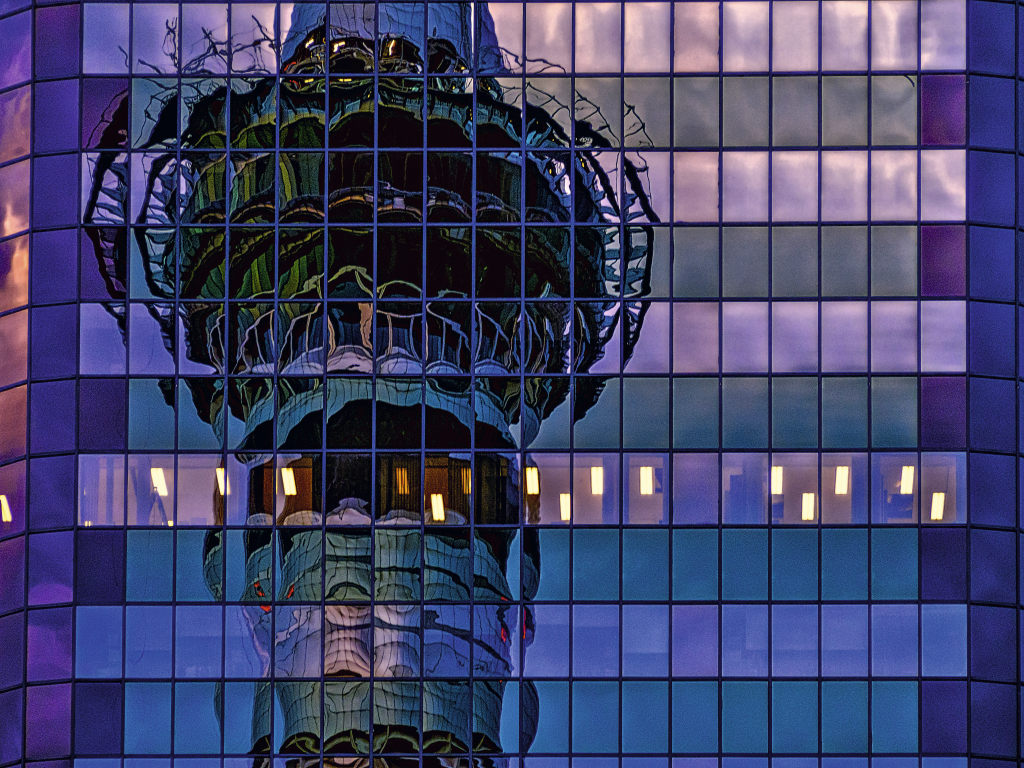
<box><xmin>0</xmin><ymin>0</ymin><xmax>1019</xmax><ymax>766</ymax></box>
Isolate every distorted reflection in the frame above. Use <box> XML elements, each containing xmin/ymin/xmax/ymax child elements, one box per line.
<box><xmin>83</xmin><ymin>2</ymin><xmax>654</xmax><ymax>764</ymax></box>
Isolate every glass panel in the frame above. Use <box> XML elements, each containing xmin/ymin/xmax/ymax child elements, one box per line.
<box><xmin>722</xmin><ymin>452</ymin><xmax>769</xmax><ymax>523</ymax></box>
<box><xmin>768</xmin><ymin>453</ymin><xmax>818</xmax><ymax>524</ymax></box>
<box><xmin>921</xmin><ymin>300</ymin><xmax>966</xmax><ymax>371</ymax></box>
<box><xmin>821</xmin><ymin>0</ymin><xmax>868</xmax><ymax>71</ymax></box>
<box><xmin>821</xmin><ymin>453</ymin><xmax>869</xmax><ymax>522</ymax></box>
<box><xmin>78</xmin><ymin>454</ymin><xmax>126</xmax><ymax>526</ymax></box>
<box><xmin>623</xmin><ymin>453</ymin><xmax>668</xmax><ymax>524</ymax></box>
<box><xmin>674</xmin><ymin>1</ymin><xmax>720</xmax><ymax>72</ymax></box>
<box><xmin>921</xmin><ymin>0</ymin><xmax>966</xmax><ymax>69</ymax></box>
<box><xmin>920</xmin><ymin>452</ymin><xmax>965</xmax><ymax>523</ymax></box>
<box><xmin>524</xmin><ymin>453</ymin><xmax>571</xmax><ymax>524</ymax></box>
<box><xmin>771</xmin><ymin>1</ymin><xmax>818</xmax><ymax>72</ymax></box>
<box><xmin>921</xmin><ymin>149</ymin><xmax>966</xmax><ymax>221</ymax></box>
<box><xmin>822</xmin><ymin>76</ymin><xmax>868</xmax><ymax>145</ymax></box>
<box><xmin>871</xmin><ymin>0</ymin><xmax>918</xmax><ymax>70</ymax></box>
<box><xmin>871</xmin><ymin>453</ymin><xmax>919</xmax><ymax>523</ymax></box>
<box><xmin>722</xmin><ymin>1</ymin><xmax>769</xmax><ymax>72</ymax></box>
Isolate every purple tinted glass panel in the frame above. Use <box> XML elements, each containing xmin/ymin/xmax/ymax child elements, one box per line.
<box><xmin>672</xmin><ymin>604</ymin><xmax>718</xmax><ymax>677</ymax></box>
<box><xmin>921</xmin><ymin>528</ymin><xmax>966</xmax><ymax>601</ymax></box>
<box><xmin>920</xmin><ymin>377</ymin><xmax>966</xmax><ymax>448</ymax></box>
<box><xmin>971</xmin><ymin>606</ymin><xmax>1017</xmax><ymax>682</ymax></box>
<box><xmin>921</xmin><ymin>75</ymin><xmax>966</xmax><ymax>146</ymax></box>
<box><xmin>34</xmin><ymin>80</ymin><xmax>79</xmax><ymax>154</ymax></box>
<box><xmin>78</xmin><ymin>378</ymin><xmax>127</xmax><ymax>451</ymax></box>
<box><xmin>30</xmin><ymin>380</ymin><xmax>77</xmax><ymax>454</ymax></box>
<box><xmin>672</xmin><ymin>453</ymin><xmax>718</xmax><ymax>524</ymax></box>
<box><xmin>27</xmin><ymin>607</ymin><xmax>72</xmax><ymax>681</ymax></box>
<box><xmin>970</xmin><ymin>682</ymin><xmax>1017</xmax><ymax>757</ymax></box>
<box><xmin>76</xmin><ymin>530</ymin><xmax>125</xmax><ymax>604</ymax></box>
<box><xmin>31</xmin><ymin>229</ymin><xmax>78</xmax><ymax>305</ymax></box>
<box><xmin>34</xmin><ymin>5</ymin><xmax>80</xmax><ymax>79</ymax></box>
<box><xmin>31</xmin><ymin>305</ymin><xmax>78</xmax><ymax>380</ymax></box>
<box><xmin>968</xmin><ymin>453</ymin><xmax>1015</xmax><ymax>528</ymax></box>
<box><xmin>871</xmin><ymin>604</ymin><xmax>918</xmax><ymax>676</ymax></box>
<box><xmin>27</xmin><ymin>531</ymin><xmax>73</xmax><ymax>605</ymax></box>
<box><xmin>971</xmin><ymin>150</ymin><xmax>1015</xmax><ymax>226</ymax></box>
<box><xmin>74</xmin><ymin>683</ymin><xmax>123</xmax><ymax>754</ymax></box>
<box><xmin>33</xmin><ymin>154</ymin><xmax>80</xmax><ymax>229</ymax></box>
<box><xmin>0</xmin><ymin>612</ymin><xmax>24</xmax><ymax>689</ymax></box>
<box><xmin>722</xmin><ymin>604</ymin><xmax>768</xmax><ymax>676</ymax></box>
<box><xmin>0</xmin><ymin>85</ymin><xmax>30</xmax><ymax>164</ymax></box>
<box><xmin>921</xmin><ymin>681</ymin><xmax>967</xmax><ymax>753</ymax></box>
<box><xmin>0</xmin><ymin>11</ymin><xmax>31</xmax><ymax>90</ymax></box>
<box><xmin>25</xmin><ymin>683</ymin><xmax>71</xmax><ymax>759</ymax></box>
<box><xmin>920</xmin><ymin>226</ymin><xmax>966</xmax><ymax>296</ymax></box>
<box><xmin>28</xmin><ymin>455</ymin><xmax>75</xmax><ymax>530</ymax></box>
<box><xmin>0</xmin><ymin>535</ymin><xmax>24</xmax><ymax>613</ymax></box>
<box><xmin>0</xmin><ymin>688</ymin><xmax>23</xmax><ymax>764</ymax></box>
<box><xmin>82</xmin><ymin>78</ymin><xmax>129</xmax><ymax>149</ymax></box>
<box><xmin>0</xmin><ymin>0</ymin><xmax>30</xmax><ymax>15</ymax></box>
<box><xmin>970</xmin><ymin>529</ymin><xmax>1015</xmax><ymax>604</ymax></box>
<box><xmin>771</xmin><ymin>604</ymin><xmax>817</xmax><ymax>677</ymax></box>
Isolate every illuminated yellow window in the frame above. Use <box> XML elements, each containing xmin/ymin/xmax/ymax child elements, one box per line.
<box><xmin>430</xmin><ymin>493</ymin><xmax>446</xmax><ymax>522</ymax></box>
<box><xmin>151</xmin><ymin>467</ymin><xmax>169</xmax><ymax>497</ymax></box>
<box><xmin>280</xmin><ymin>467</ymin><xmax>297</xmax><ymax>496</ymax></box>
<box><xmin>801</xmin><ymin>492</ymin><xmax>815</xmax><ymax>521</ymax></box>
<box><xmin>834</xmin><ymin>465</ymin><xmax>850</xmax><ymax>495</ymax></box>
<box><xmin>899</xmin><ymin>465</ymin><xmax>914</xmax><ymax>494</ymax></box>
<box><xmin>559</xmin><ymin>493</ymin><xmax>571</xmax><ymax>521</ymax></box>
<box><xmin>639</xmin><ymin>466</ymin><xmax>654</xmax><ymax>496</ymax></box>
<box><xmin>525</xmin><ymin>466</ymin><xmax>540</xmax><ymax>495</ymax></box>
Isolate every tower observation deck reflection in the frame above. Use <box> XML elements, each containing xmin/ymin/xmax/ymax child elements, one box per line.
<box><xmin>83</xmin><ymin>3</ymin><xmax>655</xmax><ymax>765</ymax></box>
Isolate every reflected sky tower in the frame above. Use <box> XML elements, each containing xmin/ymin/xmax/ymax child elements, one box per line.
<box><xmin>84</xmin><ymin>2</ymin><xmax>655</xmax><ymax>765</ymax></box>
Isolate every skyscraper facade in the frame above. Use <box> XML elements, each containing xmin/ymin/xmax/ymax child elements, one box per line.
<box><xmin>0</xmin><ymin>0</ymin><xmax>1020</xmax><ymax>766</ymax></box>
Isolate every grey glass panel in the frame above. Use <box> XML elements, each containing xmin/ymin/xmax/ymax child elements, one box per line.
<box><xmin>722</xmin><ymin>76</ymin><xmax>769</xmax><ymax>147</ymax></box>
<box><xmin>772</xmin><ymin>76</ymin><xmax>819</xmax><ymax>146</ymax></box>
<box><xmin>674</xmin><ymin>227</ymin><xmax>720</xmax><ymax>298</ymax></box>
<box><xmin>673</xmin><ymin>77</ymin><xmax>720</xmax><ymax>147</ymax></box>
<box><xmin>772</xmin><ymin>227</ymin><xmax>818</xmax><ymax>297</ymax></box>
<box><xmin>871</xmin><ymin>75</ymin><xmax>918</xmax><ymax>146</ymax></box>
<box><xmin>870</xmin><ymin>226</ymin><xmax>918</xmax><ymax>296</ymax></box>
<box><xmin>821</xmin><ymin>226</ymin><xmax>868</xmax><ymax>297</ymax></box>
<box><xmin>576</xmin><ymin>77</ymin><xmax>621</xmax><ymax>145</ymax></box>
<box><xmin>624</xmin><ymin>77</ymin><xmax>670</xmax><ymax>147</ymax></box>
<box><xmin>722</xmin><ymin>227</ymin><xmax>769</xmax><ymax>297</ymax></box>
<box><xmin>821</xmin><ymin>76</ymin><xmax>868</xmax><ymax>146</ymax></box>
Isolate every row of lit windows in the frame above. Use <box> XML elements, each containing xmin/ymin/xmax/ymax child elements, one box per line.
<box><xmin>71</xmin><ymin>451</ymin><xmax>964</xmax><ymax>527</ymax></box>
